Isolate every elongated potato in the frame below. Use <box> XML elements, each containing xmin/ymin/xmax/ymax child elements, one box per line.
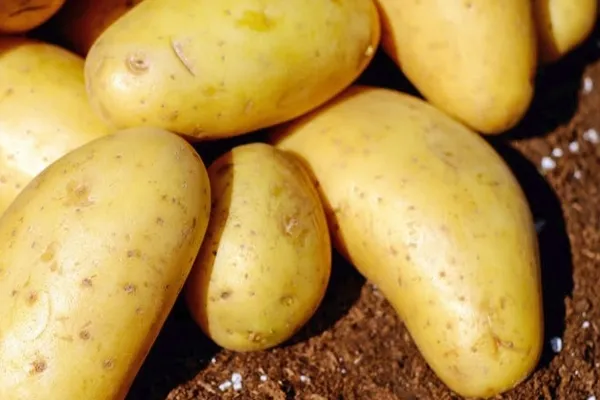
<box><xmin>185</xmin><ymin>143</ymin><xmax>331</xmax><ymax>352</ymax></box>
<box><xmin>533</xmin><ymin>0</ymin><xmax>598</xmax><ymax>63</ymax></box>
<box><xmin>51</xmin><ymin>0</ymin><xmax>145</xmax><ymax>56</ymax></box>
<box><xmin>0</xmin><ymin>127</ymin><xmax>211</xmax><ymax>400</ymax></box>
<box><xmin>0</xmin><ymin>37</ymin><xmax>112</xmax><ymax>217</ymax></box>
<box><xmin>269</xmin><ymin>86</ymin><xmax>543</xmax><ymax>398</ymax></box>
<box><xmin>0</xmin><ymin>0</ymin><xmax>65</xmax><ymax>33</ymax></box>
<box><xmin>375</xmin><ymin>0</ymin><xmax>537</xmax><ymax>135</ymax></box>
<box><xmin>84</xmin><ymin>0</ymin><xmax>380</xmax><ymax>140</ymax></box>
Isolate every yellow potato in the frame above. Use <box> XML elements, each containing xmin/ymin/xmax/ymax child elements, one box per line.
<box><xmin>0</xmin><ymin>0</ymin><xmax>65</xmax><ymax>33</ymax></box>
<box><xmin>269</xmin><ymin>86</ymin><xmax>543</xmax><ymax>398</ymax></box>
<box><xmin>533</xmin><ymin>0</ymin><xmax>598</xmax><ymax>63</ymax></box>
<box><xmin>51</xmin><ymin>0</ymin><xmax>145</xmax><ymax>56</ymax></box>
<box><xmin>375</xmin><ymin>0</ymin><xmax>537</xmax><ymax>135</ymax></box>
<box><xmin>0</xmin><ymin>127</ymin><xmax>211</xmax><ymax>400</ymax></box>
<box><xmin>84</xmin><ymin>0</ymin><xmax>380</xmax><ymax>140</ymax></box>
<box><xmin>0</xmin><ymin>37</ymin><xmax>112</xmax><ymax>217</ymax></box>
<box><xmin>185</xmin><ymin>143</ymin><xmax>331</xmax><ymax>352</ymax></box>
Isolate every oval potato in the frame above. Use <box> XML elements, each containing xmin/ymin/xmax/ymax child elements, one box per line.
<box><xmin>0</xmin><ymin>37</ymin><xmax>112</xmax><ymax>217</ymax></box>
<box><xmin>185</xmin><ymin>143</ymin><xmax>331</xmax><ymax>352</ymax></box>
<box><xmin>533</xmin><ymin>0</ymin><xmax>598</xmax><ymax>63</ymax></box>
<box><xmin>269</xmin><ymin>86</ymin><xmax>543</xmax><ymax>398</ymax></box>
<box><xmin>50</xmin><ymin>0</ymin><xmax>145</xmax><ymax>56</ymax></box>
<box><xmin>0</xmin><ymin>127</ymin><xmax>211</xmax><ymax>400</ymax></box>
<box><xmin>84</xmin><ymin>0</ymin><xmax>380</xmax><ymax>140</ymax></box>
<box><xmin>375</xmin><ymin>0</ymin><xmax>537</xmax><ymax>135</ymax></box>
<box><xmin>0</xmin><ymin>0</ymin><xmax>65</xmax><ymax>33</ymax></box>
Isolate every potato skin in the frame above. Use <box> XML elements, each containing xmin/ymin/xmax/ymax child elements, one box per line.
<box><xmin>51</xmin><ymin>0</ymin><xmax>145</xmax><ymax>56</ymax></box>
<box><xmin>185</xmin><ymin>143</ymin><xmax>331</xmax><ymax>352</ymax></box>
<box><xmin>0</xmin><ymin>127</ymin><xmax>211</xmax><ymax>400</ymax></box>
<box><xmin>0</xmin><ymin>37</ymin><xmax>111</xmax><ymax>217</ymax></box>
<box><xmin>533</xmin><ymin>0</ymin><xmax>598</xmax><ymax>63</ymax></box>
<box><xmin>269</xmin><ymin>86</ymin><xmax>543</xmax><ymax>398</ymax></box>
<box><xmin>0</xmin><ymin>0</ymin><xmax>65</xmax><ymax>33</ymax></box>
<box><xmin>84</xmin><ymin>0</ymin><xmax>380</xmax><ymax>140</ymax></box>
<box><xmin>375</xmin><ymin>0</ymin><xmax>537</xmax><ymax>135</ymax></box>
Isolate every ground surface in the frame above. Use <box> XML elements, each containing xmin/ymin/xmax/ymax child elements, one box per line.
<box><xmin>112</xmin><ymin>24</ymin><xmax>600</xmax><ymax>400</ymax></box>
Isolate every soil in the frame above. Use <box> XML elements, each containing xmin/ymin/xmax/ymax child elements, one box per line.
<box><xmin>36</xmin><ymin>19</ymin><xmax>600</xmax><ymax>400</ymax></box>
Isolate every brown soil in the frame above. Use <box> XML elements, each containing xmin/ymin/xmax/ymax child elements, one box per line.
<box><xmin>37</xmin><ymin>20</ymin><xmax>600</xmax><ymax>400</ymax></box>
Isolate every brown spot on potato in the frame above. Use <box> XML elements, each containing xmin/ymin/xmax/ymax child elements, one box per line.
<box><xmin>27</xmin><ymin>291</ymin><xmax>38</xmax><ymax>305</ymax></box>
<box><xmin>281</xmin><ymin>215</ymin><xmax>299</xmax><ymax>236</ymax></box>
<box><xmin>156</xmin><ymin>217</ymin><xmax>164</xmax><ymax>225</ymax></box>
<box><xmin>81</xmin><ymin>277</ymin><xmax>94</xmax><ymax>287</ymax></box>
<box><xmin>63</xmin><ymin>181</ymin><xmax>94</xmax><ymax>207</ymax></box>
<box><xmin>389</xmin><ymin>246</ymin><xmax>398</xmax><ymax>256</ymax></box>
<box><xmin>102</xmin><ymin>359</ymin><xmax>115</xmax><ymax>370</ymax></box>
<box><xmin>220</xmin><ymin>290</ymin><xmax>232</xmax><ymax>299</ymax></box>
<box><xmin>127</xmin><ymin>249</ymin><xmax>141</xmax><ymax>258</ymax></box>
<box><xmin>280</xmin><ymin>296</ymin><xmax>294</xmax><ymax>306</ymax></box>
<box><xmin>30</xmin><ymin>359</ymin><xmax>47</xmax><ymax>375</ymax></box>
<box><xmin>126</xmin><ymin>52</ymin><xmax>149</xmax><ymax>74</ymax></box>
<box><xmin>248</xmin><ymin>331</ymin><xmax>264</xmax><ymax>343</ymax></box>
<box><xmin>123</xmin><ymin>283</ymin><xmax>137</xmax><ymax>294</ymax></box>
<box><xmin>79</xmin><ymin>330</ymin><xmax>91</xmax><ymax>340</ymax></box>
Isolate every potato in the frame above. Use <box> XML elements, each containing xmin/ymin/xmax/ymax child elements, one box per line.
<box><xmin>50</xmin><ymin>0</ymin><xmax>145</xmax><ymax>56</ymax></box>
<box><xmin>0</xmin><ymin>37</ymin><xmax>112</xmax><ymax>217</ymax></box>
<box><xmin>375</xmin><ymin>0</ymin><xmax>537</xmax><ymax>135</ymax></box>
<box><xmin>269</xmin><ymin>86</ymin><xmax>543</xmax><ymax>398</ymax></box>
<box><xmin>533</xmin><ymin>0</ymin><xmax>598</xmax><ymax>63</ymax></box>
<box><xmin>84</xmin><ymin>0</ymin><xmax>380</xmax><ymax>140</ymax></box>
<box><xmin>0</xmin><ymin>0</ymin><xmax>65</xmax><ymax>33</ymax></box>
<box><xmin>0</xmin><ymin>127</ymin><xmax>211</xmax><ymax>400</ymax></box>
<box><xmin>185</xmin><ymin>143</ymin><xmax>331</xmax><ymax>352</ymax></box>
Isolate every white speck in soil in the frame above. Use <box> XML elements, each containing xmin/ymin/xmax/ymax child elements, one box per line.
<box><xmin>587</xmin><ymin>396</ymin><xmax>596</xmax><ymax>400</ymax></box>
<box><xmin>583</xmin><ymin>128</ymin><xmax>599</xmax><ymax>144</ymax></box>
<box><xmin>541</xmin><ymin>156</ymin><xmax>556</xmax><ymax>171</ymax></box>
<box><xmin>583</xmin><ymin>76</ymin><xmax>594</xmax><ymax>93</ymax></box>
<box><xmin>211</xmin><ymin>357</ymin><xmax>216</xmax><ymax>364</ymax></box>
<box><xmin>551</xmin><ymin>147</ymin><xmax>564</xmax><ymax>157</ymax></box>
<box><xmin>574</xmin><ymin>170</ymin><xmax>583</xmax><ymax>180</ymax></box>
<box><xmin>218</xmin><ymin>381</ymin><xmax>232</xmax><ymax>391</ymax></box>
<box><xmin>550</xmin><ymin>337</ymin><xmax>563</xmax><ymax>353</ymax></box>
<box><xmin>569</xmin><ymin>141</ymin><xmax>580</xmax><ymax>153</ymax></box>
<box><xmin>259</xmin><ymin>374</ymin><xmax>268</xmax><ymax>382</ymax></box>
<box><xmin>340</xmin><ymin>368</ymin><xmax>347</xmax><ymax>375</ymax></box>
<box><xmin>582</xmin><ymin>320</ymin><xmax>591</xmax><ymax>329</ymax></box>
<box><xmin>300</xmin><ymin>375</ymin><xmax>310</xmax><ymax>383</ymax></box>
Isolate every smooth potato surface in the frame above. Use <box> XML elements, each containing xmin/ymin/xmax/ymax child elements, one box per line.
<box><xmin>185</xmin><ymin>143</ymin><xmax>331</xmax><ymax>352</ymax></box>
<box><xmin>533</xmin><ymin>0</ymin><xmax>598</xmax><ymax>63</ymax></box>
<box><xmin>376</xmin><ymin>0</ymin><xmax>537</xmax><ymax>135</ymax></box>
<box><xmin>0</xmin><ymin>0</ymin><xmax>65</xmax><ymax>33</ymax></box>
<box><xmin>0</xmin><ymin>127</ymin><xmax>211</xmax><ymax>400</ymax></box>
<box><xmin>84</xmin><ymin>0</ymin><xmax>380</xmax><ymax>139</ymax></box>
<box><xmin>270</xmin><ymin>86</ymin><xmax>543</xmax><ymax>398</ymax></box>
<box><xmin>0</xmin><ymin>37</ymin><xmax>111</xmax><ymax>217</ymax></box>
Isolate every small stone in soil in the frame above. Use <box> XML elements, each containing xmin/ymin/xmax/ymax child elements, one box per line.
<box><xmin>583</xmin><ymin>76</ymin><xmax>594</xmax><ymax>93</ymax></box>
<box><xmin>569</xmin><ymin>141</ymin><xmax>581</xmax><ymax>153</ymax></box>
<box><xmin>583</xmin><ymin>128</ymin><xmax>599</xmax><ymax>144</ymax></box>
<box><xmin>541</xmin><ymin>156</ymin><xmax>556</xmax><ymax>171</ymax></box>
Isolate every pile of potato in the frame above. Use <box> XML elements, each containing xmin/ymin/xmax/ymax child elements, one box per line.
<box><xmin>0</xmin><ymin>0</ymin><xmax>596</xmax><ymax>399</ymax></box>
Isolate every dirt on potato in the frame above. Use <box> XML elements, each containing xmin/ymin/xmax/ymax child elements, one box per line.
<box><xmin>28</xmin><ymin>19</ymin><xmax>600</xmax><ymax>400</ymax></box>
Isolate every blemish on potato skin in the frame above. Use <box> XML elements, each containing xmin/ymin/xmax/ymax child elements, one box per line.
<box><xmin>102</xmin><ymin>359</ymin><xmax>115</xmax><ymax>370</ymax></box>
<box><xmin>40</xmin><ymin>242</ymin><xmax>58</xmax><ymax>262</ymax></box>
<box><xmin>123</xmin><ymin>283</ymin><xmax>137</xmax><ymax>294</ymax></box>
<box><xmin>29</xmin><ymin>359</ymin><xmax>47</xmax><ymax>375</ymax></box>
<box><xmin>79</xmin><ymin>330</ymin><xmax>91</xmax><ymax>340</ymax></box>
<box><xmin>63</xmin><ymin>181</ymin><xmax>94</xmax><ymax>207</ymax></box>
<box><xmin>220</xmin><ymin>290</ymin><xmax>232</xmax><ymax>300</ymax></box>
<box><xmin>126</xmin><ymin>52</ymin><xmax>149</xmax><ymax>74</ymax></box>
<box><xmin>27</xmin><ymin>291</ymin><xmax>39</xmax><ymax>305</ymax></box>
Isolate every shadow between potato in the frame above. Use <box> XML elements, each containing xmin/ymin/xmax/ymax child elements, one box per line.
<box><xmin>501</xmin><ymin>19</ymin><xmax>600</xmax><ymax>141</ymax></box>
<box><xmin>486</xmin><ymin>138</ymin><xmax>574</xmax><ymax>370</ymax></box>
